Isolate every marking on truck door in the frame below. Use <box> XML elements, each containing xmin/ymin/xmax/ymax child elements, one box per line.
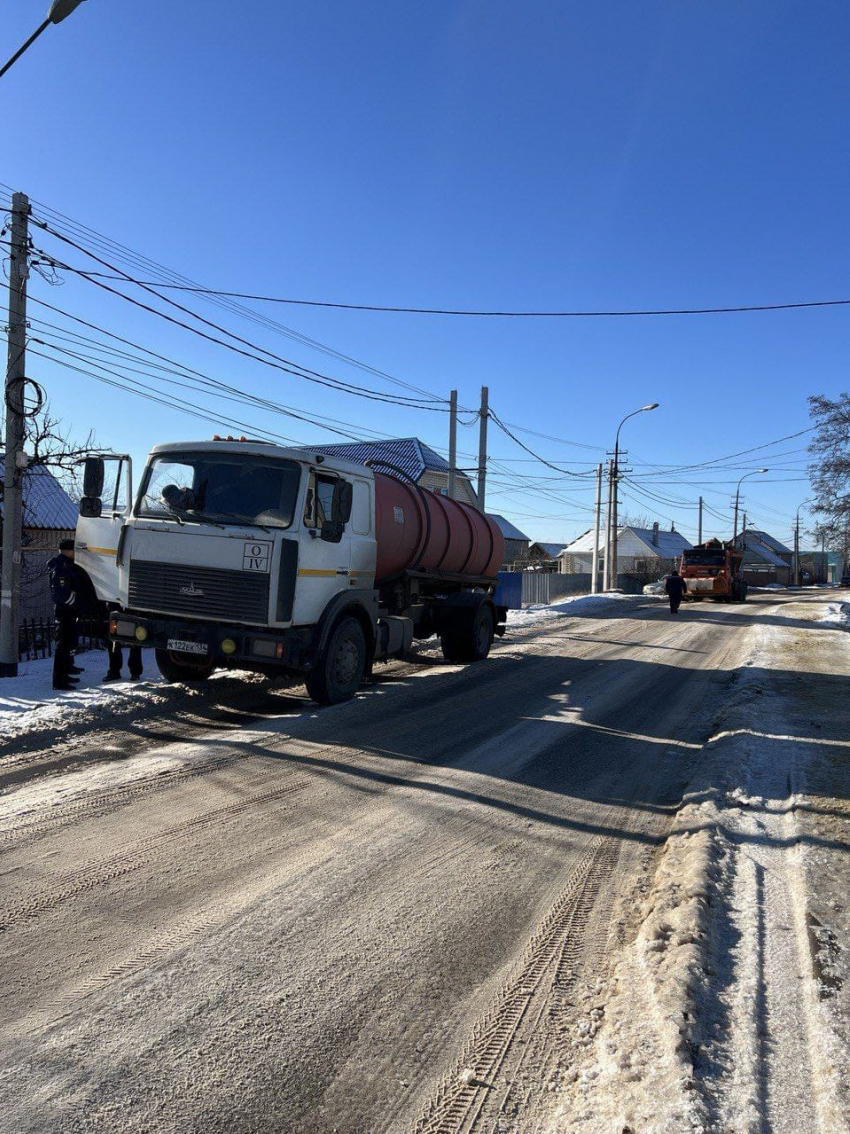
<box><xmin>242</xmin><ymin>541</ymin><xmax>271</xmax><ymax>572</ymax></box>
<box><xmin>79</xmin><ymin>545</ymin><xmax>117</xmax><ymax>557</ymax></box>
<box><xmin>393</xmin><ymin>506</ymin><xmax>404</xmax><ymax>523</ymax></box>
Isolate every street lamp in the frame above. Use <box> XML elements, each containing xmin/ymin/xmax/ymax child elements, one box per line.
<box><xmin>608</xmin><ymin>402</ymin><xmax>659</xmax><ymax>589</ymax></box>
<box><xmin>732</xmin><ymin>468</ymin><xmax>768</xmax><ymax>543</ymax></box>
<box><xmin>0</xmin><ymin>1</ymin><xmax>87</xmax><ymax>82</ymax></box>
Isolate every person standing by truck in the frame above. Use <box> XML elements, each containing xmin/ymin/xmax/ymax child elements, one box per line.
<box><xmin>664</xmin><ymin>569</ymin><xmax>688</xmax><ymax>615</ymax></box>
<box><xmin>48</xmin><ymin>538</ymin><xmax>86</xmax><ymax>690</ymax></box>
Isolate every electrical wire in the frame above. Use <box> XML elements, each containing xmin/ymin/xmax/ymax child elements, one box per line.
<box><xmin>6</xmin><ymin>184</ymin><xmax>445</xmax><ymax>405</ymax></box>
<box><xmin>32</xmin><ymin>234</ymin><xmax>450</xmax><ymax>412</ymax></box>
<box><xmin>39</xmin><ymin>266</ymin><xmax>850</xmax><ymax>319</ymax></box>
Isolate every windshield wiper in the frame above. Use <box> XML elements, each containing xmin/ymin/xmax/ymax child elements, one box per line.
<box><xmin>208</xmin><ymin>511</ymin><xmax>272</xmax><ymax>534</ymax></box>
<box><xmin>156</xmin><ymin>500</ymin><xmax>225</xmax><ymax>530</ymax></box>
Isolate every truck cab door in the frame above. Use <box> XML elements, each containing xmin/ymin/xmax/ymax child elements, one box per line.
<box><xmin>75</xmin><ymin>455</ymin><xmax>132</xmax><ymax>605</ymax></box>
<box><xmin>291</xmin><ymin>469</ymin><xmax>352</xmax><ymax>625</ymax></box>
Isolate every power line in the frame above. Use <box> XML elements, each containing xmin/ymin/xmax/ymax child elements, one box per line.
<box><xmin>32</xmin><ymin>230</ymin><xmax>450</xmax><ymax>412</ymax></box>
<box><xmin>39</xmin><ymin>267</ymin><xmax>850</xmax><ymax>319</ymax></box>
<box><xmin>6</xmin><ymin>184</ymin><xmax>445</xmax><ymax>404</ymax></box>
<box><xmin>27</xmin><ymin>305</ymin><xmax>399</xmax><ymax>443</ymax></box>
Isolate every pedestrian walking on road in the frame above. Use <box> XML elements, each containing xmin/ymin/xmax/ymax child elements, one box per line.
<box><xmin>664</xmin><ymin>569</ymin><xmax>688</xmax><ymax>615</ymax></box>
<box><xmin>48</xmin><ymin>539</ymin><xmax>84</xmax><ymax>690</ymax></box>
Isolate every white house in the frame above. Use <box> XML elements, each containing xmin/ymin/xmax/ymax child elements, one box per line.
<box><xmin>558</xmin><ymin>523</ymin><xmax>692</xmax><ymax>579</ymax></box>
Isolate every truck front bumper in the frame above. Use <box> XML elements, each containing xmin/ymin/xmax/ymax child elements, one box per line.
<box><xmin>109</xmin><ymin>612</ymin><xmax>316</xmax><ymax>671</ymax></box>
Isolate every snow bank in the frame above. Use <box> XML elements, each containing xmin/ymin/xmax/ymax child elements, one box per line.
<box><xmin>817</xmin><ymin>602</ymin><xmax>850</xmax><ymax>630</ymax></box>
<box><xmin>0</xmin><ymin>653</ymin><xmax>271</xmax><ymax>753</ymax></box>
<box><xmin>559</xmin><ymin>777</ymin><xmax>727</xmax><ymax>1133</ymax></box>
<box><xmin>507</xmin><ymin>592</ymin><xmax>653</xmax><ymax>630</ymax></box>
<box><xmin>0</xmin><ymin>653</ymin><xmax>168</xmax><ymax>747</ymax></box>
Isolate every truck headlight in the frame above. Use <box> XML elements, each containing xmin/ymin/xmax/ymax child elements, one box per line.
<box><xmin>134</xmin><ymin>625</ymin><xmax>148</xmax><ymax>642</ymax></box>
<box><xmin>221</xmin><ymin>638</ymin><xmax>237</xmax><ymax>655</ymax></box>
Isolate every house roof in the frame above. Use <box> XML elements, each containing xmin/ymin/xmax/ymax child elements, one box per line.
<box><xmin>738</xmin><ymin>529</ymin><xmax>792</xmax><ymax>556</ymax></box>
<box><xmin>740</xmin><ymin>539</ymin><xmax>789</xmax><ymax>569</ymax></box>
<box><xmin>305</xmin><ymin>437</ymin><xmax>452</xmax><ymax>483</ymax></box>
<box><xmin>0</xmin><ymin>459</ymin><xmax>78</xmax><ymax>531</ymax></box>
<box><xmin>559</xmin><ymin>525</ymin><xmax>692</xmax><ymax>558</ymax></box>
<box><xmin>489</xmin><ymin>514</ymin><xmax>531</xmax><ymax>542</ymax></box>
<box><xmin>530</xmin><ymin>541</ymin><xmax>568</xmax><ymax>558</ymax></box>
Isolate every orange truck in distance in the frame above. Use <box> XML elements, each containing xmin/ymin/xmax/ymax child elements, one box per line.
<box><xmin>679</xmin><ymin>539</ymin><xmax>749</xmax><ymax>603</ymax></box>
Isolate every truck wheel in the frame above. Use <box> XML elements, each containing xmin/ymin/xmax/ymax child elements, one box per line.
<box><xmin>155</xmin><ymin>648</ymin><xmax>215</xmax><ymax>684</ymax></box>
<box><xmin>306</xmin><ymin>617</ymin><xmax>366</xmax><ymax>705</ymax></box>
<box><xmin>441</xmin><ymin>604</ymin><xmax>494</xmax><ymax>664</ymax></box>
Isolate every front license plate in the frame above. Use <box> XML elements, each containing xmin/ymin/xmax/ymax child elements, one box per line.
<box><xmin>167</xmin><ymin>638</ymin><xmax>209</xmax><ymax>656</ymax></box>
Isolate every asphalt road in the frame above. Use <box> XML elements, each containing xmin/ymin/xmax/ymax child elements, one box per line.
<box><xmin>0</xmin><ymin>595</ymin><xmax>777</xmax><ymax>1134</ymax></box>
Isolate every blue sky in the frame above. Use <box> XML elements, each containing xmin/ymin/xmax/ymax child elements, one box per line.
<box><xmin>3</xmin><ymin>1</ymin><xmax>848</xmax><ymax>545</ymax></box>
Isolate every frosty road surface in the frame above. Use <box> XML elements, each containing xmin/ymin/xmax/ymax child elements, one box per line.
<box><xmin>1</xmin><ymin>592</ymin><xmax>849</xmax><ymax>1134</ymax></box>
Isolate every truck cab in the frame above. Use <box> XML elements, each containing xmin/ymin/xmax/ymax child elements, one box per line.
<box><xmin>679</xmin><ymin>541</ymin><xmax>748</xmax><ymax>603</ymax></box>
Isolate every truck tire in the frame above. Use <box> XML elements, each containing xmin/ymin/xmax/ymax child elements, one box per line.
<box><xmin>155</xmin><ymin>648</ymin><xmax>215</xmax><ymax>684</ymax></box>
<box><xmin>441</xmin><ymin>603</ymin><xmax>494</xmax><ymax>664</ymax></box>
<box><xmin>306</xmin><ymin>616</ymin><xmax>366</xmax><ymax>705</ymax></box>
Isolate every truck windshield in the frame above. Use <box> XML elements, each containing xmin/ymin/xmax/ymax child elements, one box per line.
<box><xmin>138</xmin><ymin>452</ymin><xmax>301</xmax><ymax>530</ymax></box>
<box><xmin>683</xmin><ymin>552</ymin><xmax>727</xmax><ymax>566</ymax></box>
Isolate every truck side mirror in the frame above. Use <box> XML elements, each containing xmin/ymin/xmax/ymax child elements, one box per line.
<box><xmin>83</xmin><ymin>456</ymin><xmax>105</xmax><ymax>498</ymax></box>
<box><xmin>332</xmin><ymin>479</ymin><xmax>353</xmax><ymax>524</ymax></box>
<box><xmin>320</xmin><ymin>520</ymin><xmax>344</xmax><ymax>544</ymax></box>
<box><xmin>80</xmin><ymin>496</ymin><xmax>103</xmax><ymax>518</ymax></box>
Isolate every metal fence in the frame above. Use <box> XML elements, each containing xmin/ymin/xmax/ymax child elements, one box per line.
<box><xmin>520</xmin><ymin>573</ymin><xmax>593</xmax><ymax>605</ymax></box>
<box><xmin>18</xmin><ymin>616</ymin><xmax>106</xmax><ymax>662</ymax></box>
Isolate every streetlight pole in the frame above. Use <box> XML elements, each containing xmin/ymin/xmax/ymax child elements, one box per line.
<box><xmin>610</xmin><ymin>403</ymin><xmax>659</xmax><ymax>589</ymax></box>
<box><xmin>0</xmin><ymin>0</ymin><xmax>87</xmax><ymax>81</ymax></box>
<box><xmin>732</xmin><ymin>468</ymin><xmax>768</xmax><ymax>544</ymax></box>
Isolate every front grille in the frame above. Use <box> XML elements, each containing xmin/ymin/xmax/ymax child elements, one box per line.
<box><xmin>129</xmin><ymin>559</ymin><xmax>270</xmax><ymax>624</ymax></box>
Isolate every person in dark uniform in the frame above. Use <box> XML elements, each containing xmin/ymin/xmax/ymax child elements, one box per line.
<box><xmin>48</xmin><ymin>539</ymin><xmax>84</xmax><ymax>690</ymax></box>
<box><xmin>664</xmin><ymin>569</ymin><xmax>688</xmax><ymax>615</ymax></box>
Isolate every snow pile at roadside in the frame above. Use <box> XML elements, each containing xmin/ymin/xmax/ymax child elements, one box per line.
<box><xmin>560</xmin><ymin>776</ymin><xmax>728</xmax><ymax>1133</ymax></box>
<box><xmin>507</xmin><ymin>592</ymin><xmax>652</xmax><ymax>630</ymax></box>
<box><xmin>0</xmin><ymin>654</ymin><xmax>269</xmax><ymax>751</ymax></box>
<box><xmin>818</xmin><ymin>602</ymin><xmax>850</xmax><ymax>629</ymax></box>
<box><xmin>0</xmin><ymin>654</ymin><xmax>168</xmax><ymax>746</ymax></box>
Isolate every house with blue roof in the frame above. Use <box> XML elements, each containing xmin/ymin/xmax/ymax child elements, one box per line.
<box><xmin>308</xmin><ymin>437</ymin><xmax>481</xmax><ymax>507</ymax></box>
<box><xmin>1</xmin><ymin>458</ymin><xmax>79</xmax><ymax>623</ymax></box>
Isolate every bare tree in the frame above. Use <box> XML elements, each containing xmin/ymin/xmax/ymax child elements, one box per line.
<box><xmin>620</xmin><ymin>511</ymin><xmax>655</xmax><ymax>530</ymax></box>
<box><xmin>808</xmin><ymin>394</ymin><xmax>850</xmax><ymax>567</ymax></box>
<box><xmin>25</xmin><ymin>402</ymin><xmax>98</xmax><ymax>503</ymax></box>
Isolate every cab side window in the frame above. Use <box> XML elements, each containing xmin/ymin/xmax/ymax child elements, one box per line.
<box><xmin>304</xmin><ymin>473</ymin><xmax>340</xmax><ymax>528</ymax></box>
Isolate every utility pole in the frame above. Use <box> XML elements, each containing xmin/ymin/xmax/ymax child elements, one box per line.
<box><xmin>742</xmin><ymin>512</ymin><xmax>747</xmax><ymax>536</ymax></box>
<box><xmin>821</xmin><ymin>531</ymin><xmax>827</xmax><ymax>583</ymax></box>
<box><xmin>476</xmin><ymin>385</ymin><xmax>488</xmax><ymax>512</ymax></box>
<box><xmin>602</xmin><ymin>460</ymin><xmax>614</xmax><ymax>590</ymax></box>
<box><xmin>697</xmin><ymin>496</ymin><xmax>703</xmax><ymax>544</ymax></box>
<box><xmin>794</xmin><ymin>513</ymin><xmax>800</xmax><ymax>586</ymax></box>
<box><xmin>447</xmin><ymin>389</ymin><xmax>457</xmax><ymax>500</ymax></box>
<box><xmin>591</xmin><ymin>462</ymin><xmax>603</xmax><ymax>594</ymax></box>
<box><xmin>610</xmin><ymin>450</ymin><xmax>620</xmax><ymax>590</ymax></box>
<box><xmin>608</xmin><ymin>403</ymin><xmax>658</xmax><ymax>590</ymax></box>
<box><xmin>1</xmin><ymin>192</ymin><xmax>30</xmax><ymax>678</ymax></box>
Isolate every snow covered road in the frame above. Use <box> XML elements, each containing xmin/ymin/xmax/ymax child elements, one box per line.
<box><xmin>1</xmin><ymin>591</ymin><xmax>848</xmax><ymax>1133</ymax></box>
